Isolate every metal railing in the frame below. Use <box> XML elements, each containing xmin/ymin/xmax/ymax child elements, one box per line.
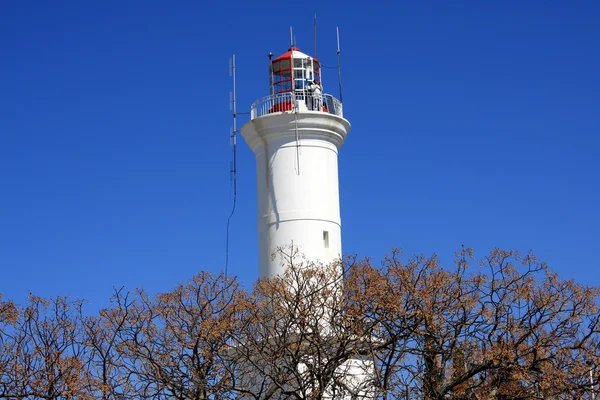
<box><xmin>250</xmin><ymin>92</ymin><xmax>343</xmax><ymax>120</ymax></box>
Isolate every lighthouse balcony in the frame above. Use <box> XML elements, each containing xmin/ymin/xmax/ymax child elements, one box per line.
<box><xmin>250</xmin><ymin>92</ymin><xmax>343</xmax><ymax>120</ymax></box>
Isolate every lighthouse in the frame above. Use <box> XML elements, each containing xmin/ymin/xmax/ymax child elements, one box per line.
<box><xmin>241</xmin><ymin>46</ymin><xmax>350</xmax><ymax>277</ymax></box>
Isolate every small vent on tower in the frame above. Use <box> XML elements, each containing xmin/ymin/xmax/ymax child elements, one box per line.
<box><xmin>323</xmin><ymin>231</ymin><xmax>329</xmax><ymax>249</ymax></box>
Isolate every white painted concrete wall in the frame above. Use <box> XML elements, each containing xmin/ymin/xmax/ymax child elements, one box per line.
<box><xmin>241</xmin><ymin>111</ymin><xmax>351</xmax><ymax>278</ymax></box>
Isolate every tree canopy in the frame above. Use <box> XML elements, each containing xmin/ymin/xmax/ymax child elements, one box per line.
<box><xmin>1</xmin><ymin>248</ymin><xmax>598</xmax><ymax>399</ymax></box>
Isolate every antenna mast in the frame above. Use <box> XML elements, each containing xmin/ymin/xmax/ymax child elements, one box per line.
<box><xmin>226</xmin><ymin>54</ymin><xmax>238</xmax><ymax>277</ymax></box>
<box><xmin>336</xmin><ymin>27</ymin><xmax>343</xmax><ymax>103</ymax></box>
<box><xmin>225</xmin><ymin>55</ymin><xmax>250</xmax><ymax>276</ymax></box>
<box><xmin>230</xmin><ymin>55</ymin><xmax>238</xmax><ymax>199</ymax></box>
<box><xmin>314</xmin><ymin>13</ymin><xmax>317</xmax><ymax>58</ymax></box>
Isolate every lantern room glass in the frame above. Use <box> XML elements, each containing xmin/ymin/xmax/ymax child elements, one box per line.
<box><xmin>269</xmin><ymin>51</ymin><xmax>321</xmax><ymax>96</ymax></box>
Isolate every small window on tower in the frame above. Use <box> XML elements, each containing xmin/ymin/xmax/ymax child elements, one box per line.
<box><xmin>323</xmin><ymin>231</ymin><xmax>329</xmax><ymax>249</ymax></box>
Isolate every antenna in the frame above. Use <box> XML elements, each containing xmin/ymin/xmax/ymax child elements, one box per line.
<box><xmin>225</xmin><ymin>54</ymin><xmax>238</xmax><ymax>277</ymax></box>
<box><xmin>225</xmin><ymin>55</ymin><xmax>251</xmax><ymax>277</ymax></box>
<box><xmin>268</xmin><ymin>52</ymin><xmax>274</xmax><ymax>96</ymax></box>
<box><xmin>290</xmin><ymin>26</ymin><xmax>294</xmax><ymax>47</ymax></box>
<box><xmin>314</xmin><ymin>13</ymin><xmax>317</xmax><ymax>58</ymax></box>
<box><xmin>336</xmin><ymin>27</ymin><xmax>343</xmax><ymax>103</ymax></box>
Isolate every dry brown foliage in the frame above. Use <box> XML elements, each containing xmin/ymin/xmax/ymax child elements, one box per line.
<box><xmin>0</xmin><ymin>248</ymin><xmax>598</xmax><ymax>399</ymax></box>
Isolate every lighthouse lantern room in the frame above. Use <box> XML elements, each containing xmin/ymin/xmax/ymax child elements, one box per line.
<box><xmin>270</xmin><ymin>47</ymin><xmax>320</xmax><ymax>95</ymax></box>
<box><xmin>241</xmin><ymin>42</ymin><xmax>350</xmax><ymax>278</ymax></box>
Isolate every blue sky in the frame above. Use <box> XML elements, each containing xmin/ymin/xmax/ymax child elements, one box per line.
<box><xmin>2</xmin><ymin>1</ymin><xmax>599</xmax><ymax>310</ymax></box>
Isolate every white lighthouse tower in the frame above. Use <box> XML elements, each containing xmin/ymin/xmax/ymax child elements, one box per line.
<box><xmin>241</xmin><ymin>46</ymin><xmax>350</xmax><ymax>277</ymax></box>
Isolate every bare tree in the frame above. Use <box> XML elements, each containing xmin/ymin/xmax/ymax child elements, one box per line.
<box><xmin>348</xmin><ymin>248</ymin><xmax>600</xmax><ymax>400</ymax></box>
<box><xmin>230</xmin><ymin>248</ymin><xmax>372</xmax><ymax>399</ymax></box>
<box><xmin>79</xmin><ymin>288</ymin><xmax>137</xmax><ymax>399</ymax></box>
<box><xmin>1</xmin><ymin>248</ymin><xmax>598</xmax><ymax>399</ymax></box>
<box><xmin>115</xmin><ymin>271</ymin><xmax>249</xmax><ymax>399</ymax></box>
<box><xmin>0</xmin><ymin>295</ymin><xmax>93</xmax><ymax>399</ymax></box>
